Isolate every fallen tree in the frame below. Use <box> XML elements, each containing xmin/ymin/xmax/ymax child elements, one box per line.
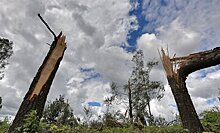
<box><xmin>9</xmin><ymin>14</ymin><xmax>67</xmax><ymax>132</ymax></box>
<box><xmin>160</xmin><ymin>47</ymin><xmax>220</xmax><ymax>132</ymax></box>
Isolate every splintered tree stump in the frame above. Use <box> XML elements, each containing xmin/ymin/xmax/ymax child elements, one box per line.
<box><xmin>8</xmin><ymin>33</ymin><xmax>67</xmax><ymax>132</ymax></box>
<box><xmin>160</xmin><ymin>47</ymin><xmax>220</xmax><ymax>132</ymax></box>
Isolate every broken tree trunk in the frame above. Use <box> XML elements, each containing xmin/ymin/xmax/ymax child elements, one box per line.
<box><xmin>160</xmin><ymin>47</ymin><xmax>220</xmax><ymax>132</ymax></box>
<box><xmin>8</xmin><ymin>33</ymin><xmax>67</xmax><ymax>132</ymax></box>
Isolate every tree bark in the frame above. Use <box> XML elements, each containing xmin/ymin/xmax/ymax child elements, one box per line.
<box><xmin>159</xmin><ymin>48</ymin><xmax>220</xmax><ymax>132</ymax></box>
<box><xmin>166</xmin><ymin>76</ymin><xmax>203</xmax><ymax>132</ymax></box>
<box><xmin>9</xmin><ymin>33</ymin><xmax>67</xmax><ymax>132</ymax></box>
<box><xmin>147</xmin><ymin>99</ymin><xmax>153</xmax><ymax>125</ymax></box>
<box><xmin>128</xmin><ymin>79</ymin><xmax>133</xmax><ymax>124</ymax></box>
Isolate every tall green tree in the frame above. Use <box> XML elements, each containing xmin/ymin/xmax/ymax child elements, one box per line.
<box><xmin>0</xmin><ymin>37</ymin><xmax>13</xmax><ymax>80</ymax></box>
<box><xmin>105</xmin><ymin>50</ymin><xmax>164</xmax><ymax>125</ymax></box>
<box><xmin>0</xmin><ymin>37</ymin><xmax>12</xmax><ymax>116</ymax></box>
<box><xmin>130</xmin><ymin>50</ymin><xmax>164</xmax><ymax>125</ymax></box>
<box><xmin>42</xmin><ymin>95</ymin><xmax>78</xmax><ymax>127</ymax></box>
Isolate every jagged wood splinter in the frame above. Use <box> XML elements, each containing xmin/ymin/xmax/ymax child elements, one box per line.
<box><xmin>159</xmin><ymin>47</ymin><xmax>220</xmax><ymax>132</ymax></box>
<box><xmin>9</xmin><ymin>14</ymin><xmax>67</xmax><ymax>132</ymax></box>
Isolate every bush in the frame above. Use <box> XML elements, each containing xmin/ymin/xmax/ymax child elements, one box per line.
<box><xmin>0</xmin><ymin>117</ymin><xmax>10</xmax><ymax>133</ymax></box>
<box><xmin>200</xmin><ymin>107</ymin><xmax>220</xmax><ymax>132</ymax></box>
<box><xmin>15</xmin><ymin>110</ymin><xmax>40</xmax><ymax>133</ymax></box>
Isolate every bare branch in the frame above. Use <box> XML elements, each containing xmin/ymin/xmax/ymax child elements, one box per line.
<box><xmin>38</xmin><ymin>13</ymin><xmax>56</xmax><ymax>39</ymax></box>
<box><xmin>46</xmin><ymin>43</ymin><xmax>51</xmax><ymax>46</ymax></box>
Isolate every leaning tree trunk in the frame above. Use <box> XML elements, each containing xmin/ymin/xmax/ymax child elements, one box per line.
<box><xmin>8</xmin><ymin>33</ymin><xmax>67</xmax><ymax>132</ymax></box>
<box><xmin>160</xmin><ymin>47</ymin><xmax>220</xmax><ymax>132</ymax></box>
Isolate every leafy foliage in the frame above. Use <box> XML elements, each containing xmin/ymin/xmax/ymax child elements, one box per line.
<box><xmin>15</xmin><ymin>110</ymin><xmax>40</xmax><ymax>133</ymax></box>
<box><xmin>105</xmin><ymin>50</ymin><xmax>164</xmax><ymax>125</ymax></box>
<box><xmin>0</xmin><ymin>37</ymin><xmax>13</xmax><ymax>80</ymax></box>
<box><xmin>130</xmin><ymin>50</ymin><xmax>164</xmax><ymax>125</ymax></box>
<box><xmin>0</xmin><ymin>120</ymin><xmax>186</xmax><ymax>133</ymax></box>
<box><xmin>23</xmin><ymin>110</ymin><xmax>40</xmax><ymax>133</ymax></box>
<box><xmin>6</xmin><ymin>97</ymin><xmax>220</xmax><ymax>132</ymax></box>
<box><xmin>42</xmin><ymin>95</ymin><xmax>78</xmax><ymax>127</ymax></box>
<box><xmin>104</xmin><ymin>83</ymin><xmax>124</xmax><ymax>108</ymax></box>
<box><xmin>102</xmin><ymin>111</ymin><xmax>125</xmax><ymax>128</ymax></box>
<box><xmin>82</xmin><ymin>107</ymin><xmax>94</xmax><ymax>127</ymax></box>
<box><xmin>200</xmin><ymin>106</ymin><xmax>220</xmax><ymax>132</ymax></box>
<box><xmin>0</xmin><ymin>117</ymin><xmax>10</xmax><ymax>133</ymax></box>
<box><xmin>152</xmin><ymin>115</ymin><xmax>168</xmax><ymax>126</ymax></box>
<box><xmin>70</xmin><ymin>125</ymin><xmax>187</xmax><ymax>133</ymax></box>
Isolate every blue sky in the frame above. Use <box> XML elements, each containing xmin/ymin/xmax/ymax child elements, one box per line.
<box><xmin>0</xmin><ymin>0</ymin><xmax>220</xmax><ymax>121</ymax></box>
<box><xmin>88</xmin><ymin>102</ymin><xmax>101</xmax><ymax>107</ymax></box>
<box><xmin>88</xmin><ymin>0</ymin><xmax>220</xmax><ymax>116</ymax></box>
<box><xmin>207</xmin><ymin>98</ymin><xmax>218</xmax><ymax>105</ymax></box>
<box><xmin>126</xmin><ymin>0</ymin><xmax>146</xmax><ymax>52</ymax></box>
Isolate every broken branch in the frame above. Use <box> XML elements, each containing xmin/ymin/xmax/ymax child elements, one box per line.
<box><xmin>38</xmin><ymin>13</ymin><xmax>56</xmax><ymax>39</ymax></box>
<box><xmin>158</xmin><ymin>47</ymin><xmax>220</xmax><ymax>132</ymax></box>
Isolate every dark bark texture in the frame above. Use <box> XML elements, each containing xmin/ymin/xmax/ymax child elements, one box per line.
<box><xmin>167</xmin><ymin>76</ymin><xmax>203</xmax><ymax>132</ymax></box>
<box><xmin>160</xmin><ymin>48</ymin><xmax>220</xmax><ymax>132</ymax></box>
<box><xmin>128</xmin><ymin>80</ymin><xmax>133</xmax><ymax>124</ymax></box>
<box><xmin>9</xmin><ymin>33</ymin><xmax>66</xmax><ymax>132</ymax></box>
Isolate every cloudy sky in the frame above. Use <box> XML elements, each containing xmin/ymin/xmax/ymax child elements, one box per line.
<box><xmin>0</xmin><ymin>0</ymin><xmax>220</xmax><ymax>122</ymax></box>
